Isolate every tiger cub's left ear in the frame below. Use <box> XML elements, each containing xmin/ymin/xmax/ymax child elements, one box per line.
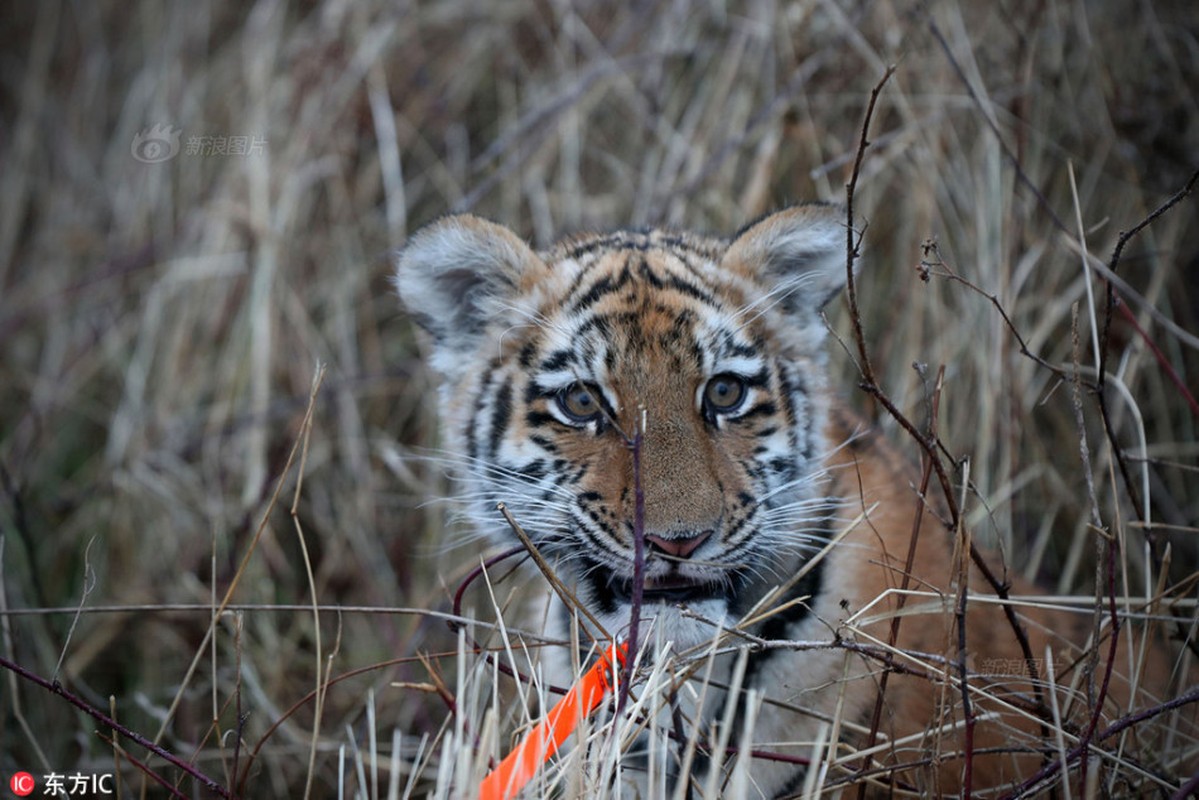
<box><xmin>394</xmin><ymin>214</ymin><xmax>548</xmax><ymax>373</ymax></box>
<box><xmin>721</xmin><ymin>203</ymin><xmax>851</xmax><ymax>324</ymax></box>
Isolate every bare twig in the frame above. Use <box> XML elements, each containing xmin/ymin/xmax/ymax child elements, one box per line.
<box><xmin>498</xmin><ymin>503</ymin><xmax>610</xmax><ymax>642</ymax></box>
<box><xmin>95</xmin><ymin>732</ymin><xmax>190</xmax><ymax>800</ymax></box>
<box><xmin>618</xmin><ymin>406</ymin><xmax>648</xmax><ymax>713</ymax></box>
<box><xmin>955</xmin><ymin>457</ymin><xmax>976</xmax><ymax>798</ymax></box>
<box><xmin>1068</xmin><ymin>303</ymin><xmax>1121</xmax><ymax>794</ymax></box>
<box><xmin>844</xmin><ymin>64</ymin><xmax>1048</xmax><ymax>730</ymax></box>
<box><xmin>999</xmin><ymin>686</ymin><xmax>1199</xmax><ymax>799</ymax></box>
<box><xmin>1093</xmin><ymin>170</ymin><xmax>1199</xmax><ymax>547</ymax></box>
<box><xmin>844</xmin><ymin>64</ymin><xmax>894</xmax><ymax>389</ymax></box>
<box><xmin>923</xmin><ymin>247</ymin><xmax>1073</xmax><ymax>384</ymax></box>
<box><xmin>855</xmin><ymin>367</ymin><xmax>941</xmax><ymax>797</ymax></box>
<box><xmin>0</xmin><ymin>654</ymin><xmax>231</xmax><ymax>797</ymax></box>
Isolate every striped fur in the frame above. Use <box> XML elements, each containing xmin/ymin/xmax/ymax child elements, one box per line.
<box><xmin>396</xmin><ymin>206</ymin><xmax>1193</xmax><ymax>798</ymax></box>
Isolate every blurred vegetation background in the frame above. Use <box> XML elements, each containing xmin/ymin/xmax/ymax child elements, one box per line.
<box><xmin>1</xmin><ymin>0</ymin><xmax>1196</xmax><ymax>796</ymax></box>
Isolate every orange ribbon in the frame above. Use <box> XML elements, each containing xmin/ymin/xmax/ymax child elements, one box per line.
<box><xmin>478</xmin><ymin>642</ymin><xmax>627</xmax><ymax>800</ymax></box>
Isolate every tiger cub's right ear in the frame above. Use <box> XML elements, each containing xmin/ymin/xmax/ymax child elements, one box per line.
<box><xmin>394</xmin><ymin>215</ymin><xmax>547</xmax><ymax>365</ymax></box>
<box><xmin>720</xmin><ymin>203</ymin><xmax>850</xmax><ymax>345</ymax></box>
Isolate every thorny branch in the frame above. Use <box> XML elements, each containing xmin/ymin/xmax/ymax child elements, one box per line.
<box><xmin>844</xmin><ymin>64</ymin><xmax>893</xmax><ymax>391</ymax></box>
<box><xmin>919</xmin><ymin>244</ymin><xmax>1074</xmax><ymax>384</ymax></box>
<box><xmin>1097</xmin><ymin>168</ymin><xmax>1199</xmax><ymax>387</ymax></box>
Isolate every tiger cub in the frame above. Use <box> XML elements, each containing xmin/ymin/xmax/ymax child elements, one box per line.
<box><xmin>395</xmin><ymin>205</ymin><xmax>1191</xmax><ymax>797</ymax></box>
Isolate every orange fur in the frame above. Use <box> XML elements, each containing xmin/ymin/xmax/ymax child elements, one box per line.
<box><xmin>819</xmin><ymin>408</ymin><xmax>1195</xmax><ymax>796</ymax></box>
<box><xmin>396</xmin><ymin>207</ymin><xmax>1195</xmax><ymax>797</ymax></box>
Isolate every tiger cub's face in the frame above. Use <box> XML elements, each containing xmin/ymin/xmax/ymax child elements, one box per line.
<box><xmin>397</xmin><ymin>205</ymin><xmax>849</xmax><ymax>650</ymax></box>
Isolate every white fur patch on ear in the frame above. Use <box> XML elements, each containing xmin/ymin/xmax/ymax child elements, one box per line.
<box><xmin>721</xmin><ymin>203</ymin><xmax>851</xmax><ymax>316</ymax></box>
<box><xmin>394</xmin><ymin>215</ymin><xmax>545</xmax><ymax>368</ymax></box>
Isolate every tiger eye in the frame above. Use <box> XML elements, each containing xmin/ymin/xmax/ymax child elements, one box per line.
<box><xmin>557</xmin><ymin>383</ymin><xmax>602</xmax><ymax>423</ymax></box>
<box><xmin>703</xmin><ymin>374</ymin><xmax>746</xmax><ymax>414</ymax></box>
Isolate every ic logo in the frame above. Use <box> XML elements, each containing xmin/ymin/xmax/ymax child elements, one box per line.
<box><xmin>9</xmin><ymin>772</ymin><xmax>35</xmax><ymax>797</ymax></box>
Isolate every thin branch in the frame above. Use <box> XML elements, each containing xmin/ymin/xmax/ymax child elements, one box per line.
<box><xmin>844</xmin><ymin>64</ymin><xmax>1048</xmax><ymax>726</ymax></box>
<box><xmin>844</xmin><ymin>64</ymin><xmax>894</xmax><ymax>391</ymax></box>
<box><xmin>1068</xmin><ymin>301</ymin><xmax>1120</xmax><ymax>788</ymax></box>
<box><xmin>955</xmin><ymin>457</ymin><xmax>976</xmax><ymax>798</ymax></box>
<box><xmin>999</xmin><ymin>686</ymin><xmax>1199</xmax><ymax>799</ymax></box>
<box><xmin>618</xmin><ymin>406</ymin><xmax>648</xmax><ymax>713</ymax></box>
<box><xmin>0</xmin><ymin>654</ymin><xmax>230</xmax><ymax>797</ymax></box>
<box><xmin>855</xmin><ymin>367</ymin><xmax>941</xmax><ymax>798</ymax></box>
<box><xmin>924</xmin><ymin>246</ymin><xmax>1073</xmax><ymax>384</ymax></box>
<box><xmin>498</xmin><ymin>503</ymin><xmax>610</xmax><ymax>643</ymax></box>
<box><xmin>1093</xmin><ymin>170</ymin><xmax>1199</xmax><ymax>549</ymax></box>
<box><xmin>95</xmin><ymin>732</ymin><xmax>190</xmax><ymax>800</ymax></box>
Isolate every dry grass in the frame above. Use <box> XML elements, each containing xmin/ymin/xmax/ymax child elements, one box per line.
<box><xmin>1</xmin><ymin>0</ymin><xmax>1197</xmax><ymax>797</ymax></box>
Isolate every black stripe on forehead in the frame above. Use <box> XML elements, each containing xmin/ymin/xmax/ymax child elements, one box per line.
<box><xmin>560</xmin><ymin>230</ymin><xmax>654</xmax><ymax>261</ymax></box>
<box><xmin>662</xmin><ymin>273</ymin><xmax>717</xmax><ymax>307</ymax></box>
<box><xmin>560</xmin><ymin>243</ymin><xmax>634</xmax><ymax>303</ymax></box>
<box><xmin>558</xmin><ymin>229</ymin><xmax>717</xmax><ymax>261</ymax></box>
<box><xmin>542</xmin><ymin>311</ymin><xmax>759</xmax><ymax>386</ymax></box>
<box><xmin>567</xmin><ymin>272</ymin><xmax>721</xmax><ymax>326</ymax></box>
<box><xmin>567</xmin><ymin>262</ymin><xmax>634</xmax><ymax>314</ymax></box>
<box><xmin>561</xmin><ymin>241</ymin><xmax>722</xmax><ymax>312</ymax></box>
<box><xmin>633</xmin><ymin>252</ymin><xmax>721</xmax><ymax>308</ymax></box>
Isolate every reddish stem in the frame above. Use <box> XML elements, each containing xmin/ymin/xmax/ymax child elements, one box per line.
<box><xmin>618</xmin><ymin>418</ymin><xmax>647</xmax><ymax>713</ymax></box>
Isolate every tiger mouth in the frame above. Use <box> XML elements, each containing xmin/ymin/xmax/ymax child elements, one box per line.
<box><xmin>613</xmin><ymin>574</ymin><xmax>723</xmax><ymax>604</ymax></box>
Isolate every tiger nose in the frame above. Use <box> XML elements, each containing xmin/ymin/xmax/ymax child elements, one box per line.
<box><xmin>644</xmin><ymin>530</ymin><xmax>712</xmax><ymax>559</ymax></box>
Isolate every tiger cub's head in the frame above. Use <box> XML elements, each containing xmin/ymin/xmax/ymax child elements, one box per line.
<box><xmin>396</xmin><ymin>205</ymin><xmax>849</xmax><ymax>650</ymax></box>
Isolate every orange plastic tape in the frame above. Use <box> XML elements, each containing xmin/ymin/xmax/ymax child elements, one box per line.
<box><xmin>478</xmin><ymin>642</ymin><xmax>627</xmax><ymax>800</ymax></box>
